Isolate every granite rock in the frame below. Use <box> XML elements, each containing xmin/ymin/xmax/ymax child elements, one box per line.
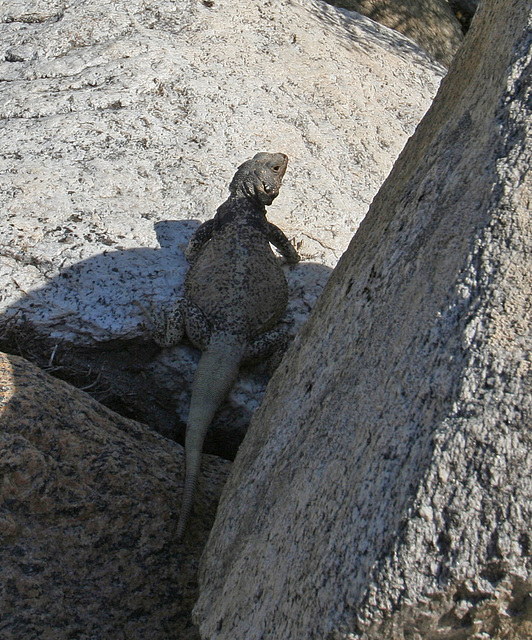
<box><xmin>0</xmin><ymin>350</ymin><xmax>229</xmax><ymax>639</ymax></box>
<box><xmin>195</xmin><ymin>0</ymin><xmax>532</xmax><ymax>637</ymax></box>
<box><xmin>0</xmin><ymin>0</ymin><xmax>444</xmax><ymax>450</ymax></box>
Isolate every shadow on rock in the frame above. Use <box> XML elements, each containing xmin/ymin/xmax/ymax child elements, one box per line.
<box><xmin>0</xmin><ymin>219</ymin><xmax>333</xmax><ymax>461</ymax></box>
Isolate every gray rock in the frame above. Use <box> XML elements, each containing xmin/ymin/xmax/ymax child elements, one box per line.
<box><xmin>195</xmin><ymin>0</ymin><xmax>532</xmax><ymax>638</ymax></box>
<box><xmin>0</xmin><ymin>0</ymin><xmax>443</xmax><ymax>448</ymax></box>
<box><xmin>325</xmin><ymin>0</ymin><xmax>464</xmax><ymax>66</ymax></box>
<box><xmin>0</xmin><ymin>0</ymin><xmax>443</xmax><ymax>337</ymax></box>
<box><xmin>0</xmin><ymin>350</ymin><xmax>230</xmax><ymax>639</ymax></box>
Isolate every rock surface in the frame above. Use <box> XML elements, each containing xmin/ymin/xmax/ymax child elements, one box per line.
<box><xmin>0</xmin><ymin>0</ymin><xmax>443</xmax><ymax>449</ymax></box>
<box><xmin>0</xmin><ymin>350</ymin><xmax>229</xmax><ymax>640</ymax></box>
<box><xmin>195</xmin><ymin>0</ymin><xmax>532</xmax><ymax>638</ymax></box>
<box><xmin>326</xmin><ymin>0</ymin><xmax>464</xmax><ymax>66</ymax></box>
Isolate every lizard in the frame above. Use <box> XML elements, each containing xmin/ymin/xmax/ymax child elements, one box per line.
<box><xmin>144</xmin><ymin>152</ymin><xmax>300</xmax><ymax>540</ymax></box>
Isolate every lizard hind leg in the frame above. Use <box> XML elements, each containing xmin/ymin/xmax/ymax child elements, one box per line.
<box><xmin>139</xmin><ymin>297</ymin><xmax>186</xmax><ymax>348</ymax></box>
<box><xmin>183</xmin><ymin>299</ymin><xmax>211</xmax><ymax>351</ymax></box>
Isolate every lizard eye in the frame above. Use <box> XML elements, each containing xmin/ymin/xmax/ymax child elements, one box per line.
<box><xmin>271</xmin><ymin>165</ymin><xmax>281</xmax><ymax>173</ymax></box>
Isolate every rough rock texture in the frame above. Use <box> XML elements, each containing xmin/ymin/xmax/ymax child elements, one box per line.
<box><xmin>0</xmin><ymin>0</ymin><xmax>443</xmax><ymax>451</ymax></box>
<box><xmin>0</xmin><ymin>350</ymin><xmax>229</xmax><ymax>640</ymax></box>
<box><xmin>326</xmin><ymin>0</ymin><xmax>464</xmax><ymax>66</ymax></box>
<box><xmin>195</xmin><ymin>0</ymin><xmax>532</xmax><ymax>638</ymax></box>
<box><xmin>0</xmin><ymin>0</ymin><xmax>443</xmax><ymax>337</ymax></box>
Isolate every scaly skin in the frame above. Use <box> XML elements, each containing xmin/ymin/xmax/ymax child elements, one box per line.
<box><xmin>146</xmin><ymin>153</ymin><xmax>299</xmax><ymax>540</ymax></box>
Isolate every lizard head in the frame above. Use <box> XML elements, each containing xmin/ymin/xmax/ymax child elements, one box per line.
<box><xmin>229</xmin><ymin>152</ymin><xmax>288</xmax><ymax>206</ymax></box>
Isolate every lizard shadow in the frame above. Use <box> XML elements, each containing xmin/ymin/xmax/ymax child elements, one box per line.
<box><xmin>0</xmin><ymin>219</ymin><xmax>333</xmax><ymax>461</ymax></box>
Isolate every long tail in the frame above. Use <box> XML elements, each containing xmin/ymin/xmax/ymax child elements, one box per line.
<box><xmin>176</xmin><ymin>339</ymin><xmax>244</xmax><ymax>541</ymax></box>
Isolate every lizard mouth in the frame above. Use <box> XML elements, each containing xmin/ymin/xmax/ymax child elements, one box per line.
<box><xmin>263</xmin><ymin>181</ymin><xmax>277</xmax><ymax>195</ymax></box>
<box><xmin>261</xmin><ymin>181</ymin><xmax>279</xmax><ymax>203</ymax></box>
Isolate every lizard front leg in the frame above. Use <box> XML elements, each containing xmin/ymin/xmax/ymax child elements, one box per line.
<box><xmin>266</xmin><ymin>222</ymin><xmax>300</xmax><ymax>264</ymax></box>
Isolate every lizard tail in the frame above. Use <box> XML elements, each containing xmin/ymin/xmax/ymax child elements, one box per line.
<box><xmin>176</xmin><ymin>340</ymin><xmax>244</xmax><ymax>541</ymax></box>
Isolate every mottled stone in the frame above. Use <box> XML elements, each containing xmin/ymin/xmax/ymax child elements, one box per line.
<box><xmin>0</xmin><ymin>351</ymin><xmax>230</xmax><ymax>639</ymax></box>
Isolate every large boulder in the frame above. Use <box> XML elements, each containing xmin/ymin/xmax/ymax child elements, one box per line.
<box><xmin>0</xmin><ymin>350</ymin><xmax>229</xmax><ymax>639</ymax></box>
<box><xmin>195</xmin><ymin>0</ymin><xmax>532</xmax><ymax>638</ymax></box>
<box><xmin>0</xmin><ymin>0</ymin><xmax>443</xmax><ymax>450</ymax></box>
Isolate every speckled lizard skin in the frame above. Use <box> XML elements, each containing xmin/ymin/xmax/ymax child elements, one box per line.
<box><xmin>145</xmin><ymin>153</ymin><xmax>299</xmax><ymax>540</ymax></box>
